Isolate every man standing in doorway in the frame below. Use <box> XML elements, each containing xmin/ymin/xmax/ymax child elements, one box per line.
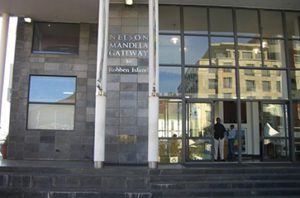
<box><xmin>214</xmin><ymin>117</ymin><xmax>226</xmax><ymax>161</ymax></box>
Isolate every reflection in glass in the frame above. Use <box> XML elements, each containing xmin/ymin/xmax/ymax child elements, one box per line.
<box><xmin>159</xmin><ymin>66</ymin><xmax>181</xmax><ymax>96</ymax></box>
<box><xmin>29</xmin><ymin>76</ymin><xmax>76</xmax><ymax>103</ymax></box>
<box><xmin>291</xmin><ymin>70</ymin><xmax>300</xmax><ymax>99</ymax></box>
<box><xmin>159</xmin><ymin>35</ymin><xmax>181</xmax><ymax>65</ymax></box>
<box><xmin>159</xmin><ymin>100</ymin><xmax>182</xmax><ymax>138</ymax></box>
<box><xmin>264</xmin><ymin>139</ymin><xmax>288</xmax><ymax>160</ymax></box>
<box><xmin>263</xmin><ymin>39</ymin><xmax>286</xmax><ymax>68</ymax></box>
<box><xmin>32</xmin><ymin>23</ymin><xmax>80</xmax><ymax>54</ymax></box>
<box><xmin>185</xmin><ymin>36</ymin><xmax>209</xmax><ymax>65</ymax></box>
<box><xmin>240</xmin><ymin>70</ymin><xmax>288</xmax><ymax>99</ymax></box>
<box><xmin>159</xmin><ymin>6</ymin><xmax>180</xmax><ymax>33</ymax></box>
<box><xmin>210</xmin><ymin>37</ymin><xmax>235</xmax><ymax>66</ymax></box>
<box><xmin>288</xmin><ymin>40</ymin><xmax>300</xmax><ymax>68</ymax></box>
<box><xmin>238</xmin><ymin>38</ymin><xmax>262</xmax><ymax>67</ymax></box>
<box><xmin>261</xmin><ymin>11</ymin><xmax>283</xmax><ymax>38</ymax></box>
<box><xmin>262</xmin><ymin>104</ymin><xmax>288</xmax><ymax>138</ymax></box>
<box><xmin>184</xmin><ymin>68</ymin><xmax>236</xmax><ymax>99</ymax></box>
<box><xmin>236</xmin><ymin>9</ymin><xmax>259</xmax><ymax>37</ymax></box>
<box><xmin>188</xmin><ymin>138</ymin><xmax>212</xmax><ymax>160</ymax></box>
<box><xmin>184</xmin><ymin>7</ymin><xmax>208</xmax><ymax>34</ymax></box>
<box><xmin>187</xmin><ymin>103</ymin><xmax>213</xmax><ymax>160</ymax></box>
<box><xmin>188</xmin><ymin>103</ymin><xmax>212</xmax><ymax>138</ymax></box>
<box><xmin>285</xmin><ymin>12</ymin><xmax>300</xmax><ymax>39</ymax></box>
<box><xmin>292</xmin><ymin>102</ymin><xmax>300</xmax><ymax>161</ymax></box>
<box><xmin>159</xmin><ymin>138</ymin><xmax>182</xmax><ymax>163</ymax></box>
<box><xmin>28</xmin><ymin>104</ymin><xmax>75</xmax><ymax>130</ymax></box>
<box><xmin>210</xmin><ymin>8</ymin><xmax>233</xmax><ymax>35</ymax></box>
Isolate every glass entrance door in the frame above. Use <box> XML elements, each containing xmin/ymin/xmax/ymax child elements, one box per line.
<box><xmin>186</xmin><ymin>102</ymin><xmax>213</xmax><ymax>161</ymax></box>
<box><xmin>261</xmin><ymin>103</ymin><xmax>289</xmax><ymax>161</ymax></box>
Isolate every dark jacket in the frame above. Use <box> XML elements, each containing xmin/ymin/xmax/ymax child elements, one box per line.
<box><xmin>214</xmin><ymin>123</ymin><xmax>226</xmax><ymax>139</ymax></box>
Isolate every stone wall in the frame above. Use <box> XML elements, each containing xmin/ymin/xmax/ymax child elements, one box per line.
<box><xmin>105</xmin><ymin>4</ymin><xmax>149</xmax><ymax>164</ymax></box>
<box><xmin>8</xmin><ymin>21</ymin><xmax>97</xmax><ymax>160</ymax></box>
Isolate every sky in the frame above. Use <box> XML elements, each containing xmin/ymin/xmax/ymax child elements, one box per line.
<box><xmin>0</xmin><ymin>17</ymin><xmax>18</xmax><ymax>140</ymax></box>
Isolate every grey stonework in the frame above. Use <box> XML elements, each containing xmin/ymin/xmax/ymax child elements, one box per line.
<box><xmin>7</xmin><ymin>4</ymin><xmax>149</xmax><ymax>164</ymax></box>
<box><xmin>8</xmin><ymin>21</ymin><xmax>97</xmax><ymax>160</ymax></box>
<box><xmin>105</xmin><ymin>4</ymin><xmax>148</xmax><ymax>164</ymax></box>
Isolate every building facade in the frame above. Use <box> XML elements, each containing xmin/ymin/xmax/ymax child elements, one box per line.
<box><xmin>0</xmin><ymin>0</ymin><xmax>300</xmax><ymax>167</ymax></box>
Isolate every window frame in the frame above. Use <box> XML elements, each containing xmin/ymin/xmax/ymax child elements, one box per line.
<box><xmin>31</xmin><ymin>22</ymin><xmax>80</xmax><ymax>55</ymax></box>
<box><xmin>27</xmin><ymin>75</ymin><xmax>77</xmax><ymax>131</ymax></box>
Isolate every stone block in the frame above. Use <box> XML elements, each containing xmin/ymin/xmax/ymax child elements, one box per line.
<box><xmin>80</xmin><ymin>176</ymin><xmax>102</xmax><ymax>188</ymax></box>
<box><xmin>119</xmin><ymin>126</ymin><xmax>138</xmax><ymax>135</ymax></box>
<box><xmin>120</xmin><ymin>108</ymin><xmax>137</xmax><ymax>117</ymax></box>
<box><xmin>40</xmin><ymin>136</ymin><xmax>55</xmax><ymax>144</ymax></box>
<box><xmin>120</xmin><ymin>99</ymin><xmax>137</xmax><ymax>108</ymax></box>
<box><xmin>120</xmin><ymin>83</ymin><xmax>137</xmax><ymax>91</ymax></box>
<box><xmin>107</xmin><ymin>82</ymin><xmax>120</xmax><ymax>91</ymax></box>
<box><xmin>120</xmin><ymin>74</ymin><xmax>137</xmax><ymax>83</ymax></box>
<box><xmin>101</xmin><ymin>177</ymin><xmax>126</xmax><ymax>190</ymax></box>
<box><xmin>120</xmin><ymin>91</ymin><xmax>137</xmax><ymax>100</ymax></box>
<box><xmin>32</xmin><ymin>176</ymin><xmax>51</xmax><ymax>189</ymax></box>
<box><xmin>120</xmin><ymin>117</ymin><xmax>137</xmax><ymax>126</ymax></box>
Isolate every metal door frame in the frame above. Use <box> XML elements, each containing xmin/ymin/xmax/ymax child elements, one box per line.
<box><xmin>259</xmin><ymin>101</ymin><xmax>289</xmax><ymax>161</ymax></box>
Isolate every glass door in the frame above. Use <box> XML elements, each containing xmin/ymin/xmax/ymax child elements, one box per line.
<box><xmin>186</xmin><ymin>102</ymin><xmax>213</xmax><ymax>161</ymax></box>
<box><xmin>261</xmin><ymin>103</ymin><xmax>289</xmax><ymax>161</ymax></box>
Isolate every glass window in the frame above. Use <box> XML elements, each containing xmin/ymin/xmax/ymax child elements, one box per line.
<box><xmin>246</xmin><ymin>80</ymin><xmax>256</xmax><ymax>91</ymax></box>
<box><xmin>159</xmin><ymin>99</ymin><xmax>182</xmax><ymax>138</ymax></box>
<box><xmin>285</xmin><ymin>12</ymin><xmax>300</xmax><ymax>39</ymax></box>
<box><xmin>261</xmin><ymin>11</ymin><xmax>283</xmax><ymax>38</ymax></box>
<box><xmin>263</xmin><ymin>39</ymin><xmax>286</xmax><ymax>68</ymax></box>
<box><xmin>159</xmin><ymin>35</ymin><xmax>181</xmax><ymax>65</ymax></box>
<box><xmin>208</xmin><ymin>79</ymin><xmax>217</xmax><ymax>89</ymax></box>
<box><xmin>291</xmin><ymin>70</ymin><xmax>300</xmax><ymax>99</ymax></box>
<box><xmin>288</xmin><ymin>40</ymin><xmax>300</xmax><ymax>68</ymax></box>
<box><xmin>264</xmin><ymin>139</ymin><xmax>288</xmax><ymax>160</ymax></box>
<box><xmin>184</xmin><ymin>7</ymin><xmax>208</xmax><ymax>34</ymax></box>
<box><xmin>28</xmin><ymin>76</ymin><xmax>76</xmax><ymax>130</ymax></box>
<box><xmin>184</xmin><ymin>68</ymin><xmax>236</xmax><ymax>99</ymax></box>
<box><xmin>185</xmin><ymin>36</ymin><xmax>209</xmax><ymax>65</ymax></box>
<box><xmin>223</xmin><ymin>101</ymin><xmax>247</xmax><ymax>123</ymax></box>
<box><xmin>159</xmin><ymin>99</ymin><xmax>182</xmax><ymax>163</ymax></box>
<box><xmin>209</xmin><ymin>8</ymin><xmax>233</xmax><ymax>35</ymax></box>
<box><xmin>159</xmin><ymin>6</ymin><xmax>180</xmax><ymax>33</ymax></box>
<box><xmin>240</xmin><ymin>70</ymin><xmax>288</xmax><ymax>99</ymax></box>
<box><xmin>159</xmin><ymin>66</ymin><xmax>181</xmax><ymax>96</ymax></box>
<box><xmin>29</xmin><ymin>76</ymin><xmax>76</xmax><ymax>103</ymax></box>
<box><xmin>238</xmin><ymin>38</ymin><xmax>262</xmax><ymax>67</ymax></box>
<box><xmin>236</xmin><ymin>9</ymin><xmax>259</xmax><ymax>37</ymax></box>
<box><xmin>32</xmin><ymin>22</ymin><xmax>80</xmax><ymax>54</ymax></box>
<box><xmin>28</xmin><ymin>104</ymin><xmax>75</xmax><ymax>130</ymax></box>
<box><xmin>292</xmin><ymin>102</ymin><xmax>300</xmax><ymax>161</ymax></box>
<box><xmin>244</xmin><ymin>66</ymin><xmax>254</xmax><ymax>76</ymax></box>
<box><xmin>262</xmin><ymin>81</ymin><xmax>271</xmax><ymax>92</ymax></box>
<box><xmin>223</xmin><ymin>77</ymin><xmax>232</xmax><ymax>88</ymax></box>
<box><xmin>210</xmin><ymin>37</ymin><xmax>235</xmax><ymax>66</ymax></box>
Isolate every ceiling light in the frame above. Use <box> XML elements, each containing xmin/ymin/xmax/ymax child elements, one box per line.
<box><xmin>171</xmin><ymin>37</ymin><xmax>179</xmax><ymax>45</ymax></box>
<box><xmin>24</xmin><ymin>17</ymin><xmax>32</xmax><ymax>23</ymax></box>
<box><xmin>125</xmin><ymin>0</ymin><xmax>133</xmax><ymax>5</ymax></box>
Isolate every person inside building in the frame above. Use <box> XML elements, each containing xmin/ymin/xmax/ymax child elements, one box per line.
<box><xmin>214</xmin><ymin>117</ymin><xmax>226</xmax><ymax>161</ymax></box>
<box><xmin>227</xmin><ymin>124</ymin><xmax>237</xmax><ymax>161</ymax></box>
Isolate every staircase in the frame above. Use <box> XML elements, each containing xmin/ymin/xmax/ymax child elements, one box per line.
<box><xmin>0</xmin><ymin>162</ymin><xmax>299</xmax><ymax>197</ymax></box>
<box><xmin>149</xmin><ymin>164</ymin><xmax>300</xmax><ymax>197</ymax></box>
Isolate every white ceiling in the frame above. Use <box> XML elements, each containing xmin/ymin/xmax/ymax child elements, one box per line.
<box><xmin>0</xmin><ymin>0</ymin><xmax>299</xmax><ymax>23</ymax></box>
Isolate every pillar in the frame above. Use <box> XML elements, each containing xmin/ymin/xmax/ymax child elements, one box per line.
<box><xmin>0</xmin><ymin>13</ymin><xmax>9</xmax><ymax>125</ymax></box>
<box><xmin>148</xmin><ymin>0</ymin><xmax>159</xmax><ymax>169</ymax></box>
<box><xmin>94</xmin><ymin>0</ymin><xmax>110</xmax><ymax>168</ymax></box>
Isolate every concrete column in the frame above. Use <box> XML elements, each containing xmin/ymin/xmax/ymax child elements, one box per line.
<box><xmin>0</xmin><ymin>13</ymin><xmax>9</xmax><ymax>125</ymax></box>
<box><xmin>94</xmin><ymin>0</ymin><xmax>110</xmax><ymax>168</ymax></box>
<box><xmin>148</xmin><ymin>0</ymin><xmax>159</xmax><ymax>169</ymax></box>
